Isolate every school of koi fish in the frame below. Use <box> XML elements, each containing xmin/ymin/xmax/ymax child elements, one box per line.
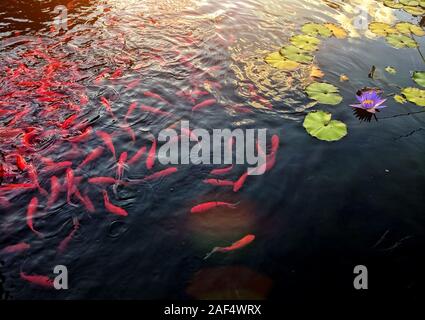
<box><xmin>0</xmin><ymin>19</ymin><xmax>280</xmax><ymax>288</ymax></box>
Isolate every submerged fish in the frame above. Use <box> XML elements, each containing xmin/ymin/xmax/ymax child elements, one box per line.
<box><xmin>204</xmin><ymin>234</ymin><xmax>255</xmax><ymax>259</ymax></box>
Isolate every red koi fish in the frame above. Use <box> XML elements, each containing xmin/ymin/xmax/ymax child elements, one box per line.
<box><xmin>100</xmin><ymin>97</ymin><xmax>114</xmax><ymax>117</ymax></box>
<box><xmin>74</xmin><ymin>188</ymin><xmax>95</xmax><ymax>213</ymax></box>
<box><xmin>140</xmin><ymin>104</ymin><xmax>172</xmax><ymax>116</ymax></box>
<box><xmin>190</xmin><ymin>201</ymin><xmax>239</xmax><ymax>214</ymax></box>
<box><xmin>143</xmin><ymin>91</ymin><xmax>170</xmax><ymax>105</ymax></box>
<box><xmin>96</xmin><ymin>131</ymin><xmax>116</xmax><ymax>159</ymax></box>
<box><xmin>233</xmin><ymin>172</ymin><xmax>248</xmax><ymax>192</ymax></box>
<box><xmin>88</xmin><ymin>177</ymin><xmax>117</xmax><ymax>185</ymax></box>
<box><xmin>94</xmin><ymin>68</ymin><xmax>111</xmax><ymax>84</ymax></box>
<box><xmin>1</xmin><ymin>242</ymin><xmax>30</xmax><ymax>254</ymax></box>
<box><xmin>203</xmin><ymin>179</ymin><xmax>234</xmax><ymax>187</ymax></box>
<box><xmin>27</xmin><ymin>197</ymin><xmax>42</xmax><ymax>236</ymax></box>
<box><xmin>146</xmin><ymin>139</ymin><xmax>157</xmax><ymax>170</ymax></box>
<box><xmin>47</xmin><ymin>176</ymin><xmax>61</xmax><ymax>208</ymax></box>
<box><xmin>271</xmin><ymin>134</ymin><xmax>280</xmax><ymax>154</ymax></box>
<box><xmin>28</xmin><ymin>164</ymin><xmax>48</xmax><ymax>196</ymax></box>
<box><xmin>22</xmin><ymin>128</ymin><xmax>38</xmax><ymax>148</ymax></box>
<box><xmin>77</xmin><ymin>146</ymin><xmax>104</xmax><ymax>170</ymax></box>
<box><xmin>109</xmin><ymin>68</ymin><xmax>123</xmax><ymax>79</ymax></box>
<box><xmin>116</xmin><ymin>152</ymin><xmax>128</xmax><ymax>181</ymax></box>
<box><xmin>140</xmin><ymin>167</ymin><xmax>178</xmax><ymax>182</ymax></box>
<box><xmin>125</xmin><ymin>79</ymin><xmax>141</xmax><ymax>91</ymax></box>
<box><xmin>16</xmin><ymin>154</ymin><xmax>28</xmax><ymax>171</ymax></box>
<box><xmin>60</xmin><ymin>114</ymin><xmax>77</xmax><ymax>129</ymax></box>
<box><xmin>20</xmin><ymin>272</ymin><xmax>54</xmax><ymax>288</ymax></box>
<box><xmin>128</xmin><ymin>146</ymin><xmax>147</xmax><ymax>165</ymax></box>
<box><xmin>66</xmin><ymin>168</ymin><xmax>77</xmax><ymax>206</ymax></box>
<box><xmin>58</xmin><ymin>217</ymin><xmax>79</xmax><ymax>253</ymax></box>
<box><xmin>0</xmin><ymin>183</ymin><xmax>35</xmax><ymax>192</ymax></box>
<box><xmin>204</xmin><ymin>234</ymin><xmax>255</xmax><ymax>259</ymax></box>
<box><xmin>102</xmin><ymin>190</ymin><xmax>128</xmax><ymax>216</ymax></box>
<box><xmin>192</xmin><ymin>98</ymin><xmax>216</xmax><ymax>112</ymax></box>
<box><xmin>125</xmin><ymin>102</ymin><xmax>138</xmax><ymax>121</ymax></box>
<box><xmin>42</xmin><ymin>161</ymin><xmax>73</xmax><ymax>174</ymax></box>
<box><xmin>65</xmin><ymin>126</ymin><xmax>92</xmax><ymax>143</ymax></box>
<box><xmin>210</xmin><ymin>165</ymin><xmax>234</xmax><ymax>176</ymax></box>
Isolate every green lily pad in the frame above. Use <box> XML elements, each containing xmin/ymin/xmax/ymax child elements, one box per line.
<box><xmin>265</xmin><ymin>52</ymin><xmax>300</xmax><ymax>71</ymax></box>
<box><xmin>369</xmin><ymin>22</ymin><xmax>397</xmax><ymax>37</ymax></box>
<box><xmin>385</xmin><ymin>66</ymin><xmax>397</xmax><ymax>74</ymax></box>
<box><xmin>395</xmin><ymin>22</ymin><xmax>425</xmax><ymax>36</ymax></box>
<box><xmin>412</xmin><ymin>71</ymin><xmax>425</xmax><ymax>87</ymax></box>
<box><xmin>400</xmin><ymin>0</ymin><xmax>419</xmax><ymax>5</ymax></box>
<box><xmin>280</xmin><ymin>45</ymin><xmax>314</xmax><ymax>64</ymax></box>
<box><xmin>384</xmin><ymin>0</ymin><xmax>404</xmax><ymax>8</ymax></box>
<box><xmin>290</xmin><ymin>35</ymin><xmax>321</xmax><ymax>51</ymax></box>
<box><xmin>394</xmin><ymin>94</ymin><xmax>407</xmax><ymax>104</ymax></box>
<box><xmin>303</xmin><ymin>110</ymin><xmax>347</xmax><ymax>142</ymax></box>
<box><xmin>301</xmin><ymin>23</ymin><xmax>332</xmax><ymax>37</ymax></box>
<box><xmin>305</xmin><ymin>82</ymin><xmax>343</xmax><ymax>105</ymax></box>
<box><xmin>401</xmin><ymin>87</ymin><xmax>425</xmax><ymax>106</ymax></box>
<box><xmin>386</xmin><ymin>34</ymin><xmax>418</xmax><ymax>48</ymax></box>
<box><xmin>403</xmin><ymin>5</ymin><xmax>425</xmax><ymax>15</ymax></box>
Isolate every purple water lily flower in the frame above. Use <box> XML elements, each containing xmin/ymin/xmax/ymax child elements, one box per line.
<box><xmin>350</xmin><ymin>90</ymin><xmax>388</xmax><ymax>114</ymax></box>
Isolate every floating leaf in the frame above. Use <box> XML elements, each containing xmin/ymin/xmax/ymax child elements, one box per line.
<box><xmin>403</xmin><ymin>5</ymin><xmax>425</xmax><ymax>15</ymax></box>
<box><xmin>310</xmin><ymin>65</ymin><xmax>325</xmax><ymax>79</ymax></box>
<box><xmin>394</xmin><ymin>94</ymin><xmax>407</xmax><ymax>104</ymax></box>
<box><xmin>340</xmin><ymin>74</ymin><xmax>349</xmax><ymax>82</ymax></box>
<box><xmin>303</xmin><ymin>110</ymin><xmax>347</xmax><ymax>141</ymax></box>
<box><xmin>386</xmin><ymin>34</ymin><xmax>418</xmax><ymax>48</ymax></box>
<box><xmin>412</xmin><ymin>71</ymin><xmax>425</xmax><ymax>87</ymax></box>
<box><xmin>395</xmin><ymin>22</ymin><xmax>425</xmax><ymax>36</ymax></box>
<box><xmin>401</xmin><ymin>87</ymin><xmax>425</xmax><ymax>106</ymax></box>
<box><xmin>385</xmin><ymin>66</ymin><xmax>397</xmax><ymax>74</ymax></box>
<box><xmin>400</xmin><ymin>0</ymin><xmax>420</xmax><ymax>5</ymax></box>
<box><xmin>280</xmin><ymin>45</ymin><xmax>314</xmax><ymax>63</ymax></box>
<box><xmin>301</xmin><ymin>23</ymin><xmax>332</xmax><ymax>37</ymax></box>
<box><xmin>324</xmin><ymin>23</ymin><xmax>348</xmax><ymax>39</ymax></box>
<box><xmin>290</xmin><ymin>35</ymin><xmax>320</xmax><ymax>51</ymax></box>
<box><xmin>369</xmin><ymin>22</ymin><xmax>397</xmax><ymax>37</ymax></box>
<box><xmin>305</xmin><ymin>82</ymin><xmax>343</xmax><ymax>105</ymax></box>
<box><xmin>383</xmin><ymin>0</ymin><xmax>404</xmax><ymax>8</ymax></box>
<box><xmin>265</xmin><ymin>52</ymin><xmax>300</xmax><ymax>71</ymax></box>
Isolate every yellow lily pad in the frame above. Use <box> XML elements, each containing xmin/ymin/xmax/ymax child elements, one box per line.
<box><xmin>265</xmin><ymin>52</ymin><xmax>300</xmax><ymax>71</ymax></box>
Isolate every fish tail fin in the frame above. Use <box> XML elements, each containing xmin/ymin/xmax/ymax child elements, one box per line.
<box><xmin>229</xmin><ymin>201</ymin><xmax>241</xmax><ymax>209</ymax></box>
<box><xmin>203</xmin><ymin>247</ymin><xmax>218</xmax><ymax>260</ymax></box>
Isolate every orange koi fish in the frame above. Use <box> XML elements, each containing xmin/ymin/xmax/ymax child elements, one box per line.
<box><xmin>96</xmin><ymin>131</ymin><xmax>116</xmax><ymax>159</ymax></box>
<box><xmin>58</xmin><ymin>217</ymin><xmax>79</xmax><ymax>253</ymax></box>
<box><xmin>204</xmin><ymin>234</ymin><xmax>255</xmax><ymax>259</ymax></box>
<box><xmin>88</xmin><ymin>177</ymin><xmax>117</xmax><ymax>185</ymax></box>
<box><xmin>233</xmin><ymin>172</ymin><xmax>248</xmax><ymax>192</ymax></box>
<box><xmin>140</xmin><ymin>104</ymin><xmax>172</xmax><ymax>116</ymax></box>
<box><xmin>16</xmin><ymin>154</ymin><xmax>28</xmax><ymax>171</ymax></box>
<box><xmin>1</xmin><ymin>242</ymin><xmax>30</xmax><ymax>254</ymax></box>
<box><xmin>190</xmin><ymin>201</ymin><xmax>239</xmax><ymax>214</ymax></box>
<box><xmin>116</xmin><ymin>152</ymin><xmax>128</xmax><ymax>181</ymax></box>
<box><xmin>47</xmin><ymin>176</ymin><xmax>61</xmax><ymax>208</ymax></box>
<box><xmin>65</xmin><ymin>126</ymin><xmax>92</xmax><ymax>143</ymax></box>
<box><xmin>203</xmin><ymin>179</ymin><xmax>234</xmax><ymax>187</ymax></box>
<box><xmin>77</xmin><ymin>146</ymin><xmax>104</xmax><ymax>170</ymax></box>
<box><xmin>143</xmin><ymin>91</ymin><xmax>170</xmax><ymax>105</ymax></box>
<box><xmin>125</xmin><ymin>102</ymin><xmax>138</xmax><ymax>121</ymax></box>
<box><xmin>102</xmin><ymin>190</ymin><xmax>128</xmax><ymax>216</ymax></box>
<box><xmin>60</xmin><ymin>114</ymin><xmax>78</xmax><ymax>129</ymax></box>
<box><xmin>100</xmin><ymin>96</ymin><xmax>114</xmax><ymax>117</ymax></box>
<box><xmin>66</xmin><ymin>168</ymin><xmax>77</xmax><ymax>206</ymax></box>
<box><xmin>210</xmin><ymin>165</ymin><xmax>234</xmax><ymax>176</ymax></box>
<box><xmin>128</xmin><ymin>146</ymin><xmax>147</xmax><ymax>165</ymax></box>
<box><xmin>140</xmin><ymin>167</ymin><xmax>178</xmax><ymax>182</ymax></box>
<box><xmin>20</xmin><ymin>272</ymin><xmax>54</xmax><ymax>288</ymax></box>
<box><xmin>192</xmin><ymin>98</ymin><xmax>216</xmax><ymax>112</ymax></box>
<box><xmin>146</xmin><ymin>138</ymin><xmax>157</xmax><ymax>170</ymax></box>
<box><xmin>27</xmin><ymin>197</ymin><xmax>42</xmax><ymax>236</ymax></box>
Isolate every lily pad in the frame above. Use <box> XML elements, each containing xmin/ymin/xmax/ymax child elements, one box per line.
<box><xmin>412</xmin><ymin>71</ymin><xmax>425</xmax><ymax>87</ymax></box>
<box><xmin>385</xmin><ymin>66</ymin><xmax>397</xmax><ymax>74</ymax></box>
<box><xmin>280</xmin><ymin>45</ymin><xmax>314</xmax><ymax>63</ymax></box>
<box><xmin>369</xmin><ymin>22</ymin><xmax>397</xmax><ymax>37</ymax></box>
<box><xmin>386</xmin><ymin>34</ymin><xmax>418</xmax><ymax>48</ymax></box>
<box><xmin>384</xmin><ymin>0</ymin><xmax>404</xmax><ymax>8</ymax></box>
<box><xmin>290</xmin><ymin>35</ymin><xmax>320</xmax><ymax>51</ymax></box>
<box><xmin>265</xmin><ymin>52</ymin><xmax>300</xmax><ymax>71</ymax></box>
<box><xmin>395</xmin><ymin>22</ymin><xmax>425</xmax><ymax>36</ymax></box>
<box><xmin>403</xmin><ymin>5</ymin><xmax>425</xmax><ymax>15</ymax></box>
<box><xmin>400</xmin><ymin>0</ymin><xmax>420</xmax><ymax>5</ymax></box>
<box><xmin>302</xmin><ymin>23</ymin><xmax>332</xmax><ymax>37</ymax></box>
<box><xmin>305</xmin><ymin>82</ymin><xmax>343</xmax><ymax>105</ymax></box>
<box><xmin>324</xmin><ymin>23</ymin><xmax>348</xmax><ymax>39</ymax></box>
<box><xmin>401</xmin><ymin>87</ymin><xmax>425</xmax><ymax>106</ymax></box>
<box><xmin>303</xmin><ymin>110</ymin><xmax>347</xmax><ymax>142</ymax></box>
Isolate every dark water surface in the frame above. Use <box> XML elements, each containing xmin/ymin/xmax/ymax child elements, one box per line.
<box><xmin>1</xmin><ymin>0</ymin><xmax>425</xmax><ymax>300</ymax></box>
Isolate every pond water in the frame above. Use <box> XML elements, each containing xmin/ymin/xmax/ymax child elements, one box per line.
<box><xmin>0</xmin><ymin>0</ymin><xmax>424</xmax><ymax>300</ymax></box>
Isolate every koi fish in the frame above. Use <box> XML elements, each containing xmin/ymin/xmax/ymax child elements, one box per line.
<box><xmin>1</xmin><ymin>242</ymin><xmax>30</xmax><ymax>254</ymax></box>
<box><xmin>58</xmin><ymin>217</ymin><xmax>79</xmax><ymax>253</ymax></box>
<box><xmin>94</xmin><ymin>68</ymin><xmax>111</xmax><ymax>84</ymax></box>
<box><xmin>77</xmin><ymin>146</ymin><xmax>104</xmax><ymax>170</ymax></box>
<box><xmin>146</xmin><ymin>138</ymin><xmax>157</xmax><ymax>170</ymax></box>
<box><xmin>20</xmin><ymin>272</ymin><xmax>53</xmax><ymax>288</ymax></box>
<box><xmin>140</xmin><ymin>104</ymin><xmax>172</xmax><ymax>116</ymax></box>
<box><xmin>128</xmin><ymin>146</ymin><xmax>147</xmax><ymax>165</ymax></box>
<box><xmin>109</xmin><ymin>68</ymin><xmax>123</xmax><ymax>79</ymax></box>
<box><xmin>116</xmin><ymin>152</ymin><xmax>128</xmax><ymax>182</ymax></box>
<box><xmin>140</xmin><ymin>167</ymin><xmax>177</xmax><ymax>182</ymax></box>
<box><xmin>96</xmin><ymin>131</ymin><xmax>116</xmax><ymax>159</ymax></box>
<box><xmin>125</xmin><ymin>102</ymin><xmax>138</xmax><ymax>121</ymax></box>
<box><xmin>16</xmin><ymin>154</ymin><xmax>28</xmax><ymax>171</ymax></box>
<box><xmin>88</xmin><ymin>177</ymin><xmax>118</xmax><ymax>185</ymax></box>
<box><xmin>60</xmin><ymin>114</ymin><xmax>77</xmax><ymax>129</ymax></box>
<box><xmin>204</xmin><ymin>234</ymin><xmax>255</xmax><ymax>259</ymax></box>
<box><xmin>27</xmin><ymin>197</ymin><xmax>42</xmax><ymax>236</ymax></box>
<box><xmin>233</xmin><ymin>172</ymin><xmax>248</xmax><ymax>192</ymax></box>
<box><xmin>190</xmin><ymin>201</ymin><xmax>239</xmax><ymax>214</ymax></box>
<box><xmin>0</xmin><ymin>183</ymin><xmax>36</xmax><ymax>192</ymax></box>
<box><xmin>74</xmin><ymin>188</ymin><xmax>95</xmax><ymax>213</ymax></box>
<box><xmin>42</xmin><ymin>161</ymin><xmax>73</xmax><ymax>174</ymax></box>
<box><xmin>65</xmin><ymin>126</ymin><xmax>92</xmax><ymax>143</ymax></box>
<box><xmin>125</xmin><ymin>79</ymin><xmax>141</xmax><ymax>91</ymax></box>
<box><xmin>102</xmin><ymin>190</ymin><xmax>128</xmax><ymax>216</ymax></box>
<box><xmin>271</xmin><ymin>134</ymin><xmax>280</xmax><ymax>154</ymax></box>
<box><xmin>100</xmin><ymin>97</ymin><xmax>114</xmax><ymax>117</ymax></box>
<box><xmin>27</xmin><ymin>164</ymin><xmax>48</xmax><ymax>196</ymax></box>
<box><xmin>210</xmin><ymin>165</ymin><xmax>234</xmax><ymax>176</ymax></box>
<box><xmin>143</xmin><ymin>91</ymin><xmax>170</xmax><ymax>105</ymax></box>
<box><xmin>66</xmin><ymin>168</ymin><xmax>77</xmax><ymax>206</ymax></box>
<box><xmin>203</xmin><ymin>179</ymin><xmax>234</xmax><ymax>187</ymax></box>
<box><xmin>47</xmin><ymin>176</ymin><xmax>61</xmax><ymax>208</ymax></box>
<box><xmin>192</xmin><ymin>98</ymin><xmax>216</xmax><ymax>112</ymax></box>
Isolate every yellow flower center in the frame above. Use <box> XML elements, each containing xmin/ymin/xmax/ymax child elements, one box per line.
<box><xmin>363</xmin><ymin>99</ymin><xmax>374</xmax><ymax>105</ymax></box>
